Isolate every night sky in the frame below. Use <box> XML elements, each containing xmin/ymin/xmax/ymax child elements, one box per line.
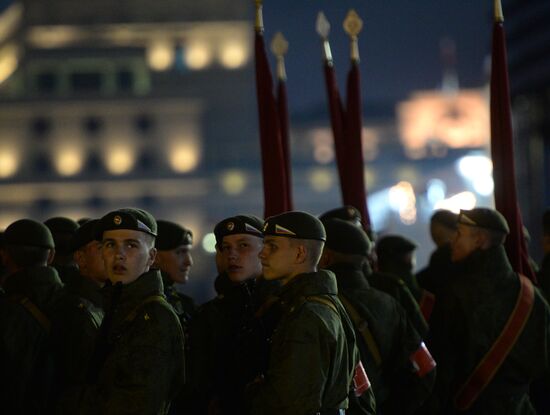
<box><xmin>262</xmin><ymin>1</ymin><xmax>493</xmax><ymax>112</ymax></box>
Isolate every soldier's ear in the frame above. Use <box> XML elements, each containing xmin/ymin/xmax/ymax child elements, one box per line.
<box><xmin>294</xmin><ymin>244</ymin><xmax>308</xmax><ymax>265</ymax></box>
<box><xmin>47</xmin><ymin>248</ymin><xmax>56</xmax><ymax>265</ymax></box>
<box><xmin>147</xmin><ymin>247</ymin><xmax>157</xmax><ymax>268</ymax></box>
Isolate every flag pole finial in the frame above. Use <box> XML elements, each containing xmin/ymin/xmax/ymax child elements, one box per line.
<box><xmin>255</xmin><ymin>0</ymin><xmax>264</xmax><ymax>33</ymax></box>
<box><xmin>271</xmin><ymin>32</ymin><xmax>288</xmax><ymax>80</ymax></box>
<box><xmin>343</xmin><ymin>9</ymin><xmax>363</xmax><ymax>62</ymax></box>
<box><xmin>494</xmin><ymin>0</ymin><xmax>504</xmax><ymax>23</ymax></box>
<box><xmin>316</xmin><ymin>11</ymin><xmax>333</xmax><ymax>64</ymax></box>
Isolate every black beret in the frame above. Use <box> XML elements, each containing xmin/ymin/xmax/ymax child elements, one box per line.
<box><xmin>214</xmin><ymin>215</ymin><xmax>263</xmax><ymax>246</ymax></box>
<box><xmin>4</xmin><ymin>219</ymin><xmax>55</xmax><ymax>249</ymax></box>
<box><xmin>263</xmin><ymin>211</ymin><xmax>326</xmax><ymax>242</ymax></box>
<box><xmin>323</xmin><ymin>218</ymin><xmax>371</xmax><ymax>255</ymax></box>
<box><xmin>430</xmin><ymin>209</ymin><xmax>458</xmax><ymax>229</ymax></box>
<box><xmin>543</xmin><ymin>209</ymin><xmax>550</xmax><ymax>236</ymax></box>
<box><xmin>95</xmin><ymin>208</ymin><xmax>157</xmax><ymax>239</ymax></box>
<box><xmin>376</xmin><ymin>235</ymin><xmax>417</xmax><ymax>259</ymax></box>
<box><xmin>319</xmin><ymin>206</ymin><xmax>362</xmax><ymax>227</ymax></box>
<box><xmin>156</xmin><ymin>220</ymin><xmax>193</xmax><ymax>250</ymax></box>
<box><xmin>44</xmin><ymin>217</ymin><xmax>79</xmax><ymax>235</ymax></box>
<box><xmin>458</xmin><ymin>208</ymin><xmax>509</xmax><ymax>234</ymax></box>
<box><xmin>71</xmin><ymin>219</ymin><xmax>100</xmax><ymax>252</ymax></box>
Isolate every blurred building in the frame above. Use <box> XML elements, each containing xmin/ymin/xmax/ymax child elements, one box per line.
<box><xmin>0</xmin><ymin>0</ymin><xmax>496</xmax><ymax>299</ymax></box>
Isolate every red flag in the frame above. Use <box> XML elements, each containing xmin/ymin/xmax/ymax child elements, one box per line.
<box><xmin>344</xmin><ymin>61</ymin><xmax>371</xmax><ymax>229</ymax></box>
<box><xmin>319</xmin><ymin>10</ymin><xmax>372</xmax><ymax>233</ymax></box>
<box><xmin>277</xmin><ymin>79</ymin><xmax>293</xmax><ymax>211</ymax></box>
<box><xmin>254</xmin><ymin>29</ymin><xmax>290</xmax><ymax>218</ymax></box>
<box><xmin>489</xmin><ymin>10</ymin><xmax>536</xmax><ymax>281</ymax></box>
<box><xmin>323</xmin><ymin>62</ymin><xmax>352</xmax><ymax>203</ymax></box>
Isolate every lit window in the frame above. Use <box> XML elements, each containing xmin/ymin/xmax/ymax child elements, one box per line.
<box><xmin>147</xmin><ymin>40</ymin><xmax>175</xmax><ymax>71</ymax></box>
<box><xmin>0</xmin><ymin>148</ymin><xmax>18</xmax><ymax>178</ymax></box>
<box><xmin>185</xmin><ymin>42</ymin><xmax>212</xmax><ymax>70</ymax></box>
<box><xmin>55</xmin><ymin>148</ymin><xmax>83</xmax><ymax>176</ymax></box>
<box><xmin>219</xmin><ymin>41</ymin><xmax>247</xmax><ymax>69</ymax></box>
<box><xmin>105</xmin><ymin>146</ymin><xmax>135</xmax><ymax>175</ymax></box>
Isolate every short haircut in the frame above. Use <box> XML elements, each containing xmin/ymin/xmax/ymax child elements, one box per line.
<box><xmin>4</xmin><ymin>244</ymin><xmax>50</xmax><ymax>268</ymax></box>
<box><xmin>482</xmin><ymin>228</ymin><xmax>507</xmax><ymax>247</ymax></box>
<box><xmin>291</xmin><ymin>238</ymin><xmax>325</xmax><ymax>267</ymax></box>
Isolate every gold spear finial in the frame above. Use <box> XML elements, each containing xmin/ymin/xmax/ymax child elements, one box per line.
<box><xmin>343</xmin><ymin>9</ymin><xmax>363</xmax><ymax>62</ymax></box>
<box><xmin>255</xmin><ymin>0</ymin><xmax>264</xmax><ymax>33</ymax></box>
<box><xmin>271</xmin><ymin>32</ymin><xmax>288</xmax><ymax>80</ymax></box>
<box><xmin>316</xmin><ymin>11</ymin><xmax>333</xmax><ymax>63</ymax></box>
<box><xmin>494</xmin><ymin>0</ymin><xmax>504</xmax><ymax>23</ymax></box>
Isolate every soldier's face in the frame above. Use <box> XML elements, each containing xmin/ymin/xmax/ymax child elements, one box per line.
<box><xmin>102</xmin><ymin>229</ymin><xmax>156</xmax><ymax>284</ymax></box>
<box><xmin>220</xmin><ymin>234</ymin><xmax>263</xmax><ymax>282</ymax></box>
<box><xmin>75</xmin><ymin>240</ymin><xmax>107</xmax><ymax>284</ymax></box>
<box><xmin>451</xmin><ymin>224</ymin><xmax>481</xmax><ymax>262</ymax></box>
<box><xmin>260</xmin><ymin>236</ymin><xmax>298</xmax><ymax>284</ymax></box>
<box><xmin>155</xmin><ymin>244</ymin><xmax>193</xmax><ymax>284</ymax></box>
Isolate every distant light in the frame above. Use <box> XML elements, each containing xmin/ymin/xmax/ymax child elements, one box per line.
<box><xmin>427</xmin><ymin>179</ymin><xmax>446</xmax><ymax>205</ymax></box>
<box><xmin>309</xmin><ymin>168</ymin><xmax>333</xmax><ymax>192</ymax></box>
<box><xmin>169</xmin><ymin>142</ymin><xmax>200</xmax><ymax>173</ymax></box>
<box><xmin>221</xmin><ymin>170</ymin><xmax>247</xmax><ymax>195</ymax></box>
<box><xmin>185</xmin><ymin>42</ymin><xmax>212</xmax><ymax>70</ymax></box>
<box><xmin>105</xmin><ymin>146</ymin><xmax>135</xmax><ymax>175</ymax></box>
<box><xmin>313</xmin><ymin>145</ymin><xmax>334</xmax><ymax>164</ymax></box>
<box><xmin>147</xmin><ymin>40</ymin><xmax>175</xmax><ymax>71</ymax></box>
<box><xmin>219</xmin><ymin>42</ymin><xmax>247</xmax><ymax>69</ymax></box>
<box><xmin>0</xmin><ymin>148</ymin><xmax>18</xmax><ymax>178</ymax></box>
<box><xmin>0</xmin><ymin>213</ymin><xmax>20</xmax><ymax>230</ymax></box>
<box><xmin>434</xmin><ymin>191</ymin><xmax>477</xmax><ymax>213</ymax></box>
<box><xmin>0</xmin><ymin>43</ymin><xmax>18</xmax><ymax>84</ymax></box>
<box><xmin>55</xmin><ymin>148</ymin><xmax>83</xmax><ymax>176</ymax></box>
<box><xmin>389</xmin><ymin>181</ymin><xmax>417</xmax><ymax>225</ymax></box>
<box><xmin>456</xmin><ymin>154</ymin><xmax>492</xmax><ymax>180</ymax></box>
<box><xmin>202</xmin><ymin>232</ymin><xmax>217</xmax><ymax>253</ymax></box>
<box><xmin>472</xmin><ymin>175</ymin><xmax>494</xmax><ymax>196</ymax></box>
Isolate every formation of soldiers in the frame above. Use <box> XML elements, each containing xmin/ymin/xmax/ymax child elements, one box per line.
<box><xmin>1</xmin><ymin>205</ymin><xmax>550</xmax><ymax>414</ymax></box>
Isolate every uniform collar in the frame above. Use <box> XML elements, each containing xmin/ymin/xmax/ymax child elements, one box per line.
<box><xmin>278</xmin><ymin>269</ymin><xmax>338</xmax><ymax>305</ymax></box>
<box><xmin>3</xmin><ymin>265</ymin><xmax>63</xmax><ymax>310</ymax></box>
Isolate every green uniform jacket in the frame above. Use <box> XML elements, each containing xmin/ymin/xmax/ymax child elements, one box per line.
<box><xmin>188</xmin><ymin>274</ymin><xmax>277</xmax><ymax>414</ymax></box>
<box><xmin>425</xmin><ymin>246</ymin><xmax>550</xmax><ymax>414</ymax></box>
<box><xmin>161</xmin><ymin>271</ymin><xmax>197</xmax><ymax>330</ymax></box>
<box><xmin>329</xmin><ymin>262</ymin><xmax>435</xmax><ymax>414</ymax></box>
<box><xmin>50</xmin><ymin>267</ymin><xmax>105</xmax><ymax>414</ymax></box>
<box><xmin>246</xmin><ymin>270</ymin><xmax>358</xmax><ymax>415</ymax></box>
<box><xmin>0</xmin><ymin>266</ymin><xmax>64</xmax><ymax>414</ymax></box>
<box><xmin>367</xmin><ymin>271</ymin><xmax>428</xmax><ymax>338</ymax></box>
<box><xmin>79</xmin><ymin>270</ymin><xmax>185</xmax><ymax>415</ymax></box>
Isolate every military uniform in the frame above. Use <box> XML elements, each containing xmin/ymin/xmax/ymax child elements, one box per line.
<box><xmin>50</xmin><ymin>266</ymin><xmax>104</xmax><ymax>413</ymax></box>
<box><xmin>0</xmin><ymin>219</ymin><xmax>64</xmax><ymax>413</ymax></box>
<box><xmin>329</xmin><ymin>262</ymin><xmax>435</xmax><ymax>414</ymax></box>
<box><xmin>80</xmin><ymin>270</ymin><xmax>184</xmax><ymax>414</ymax></box>
<box><xmin>161</xmin><ymin>271</ymin><xmax>196</xmax><ymax>330</ymax></box>
<box><xmin>416</xmin><ymin>243</ymin><xmax>454</xmax><ymax>296</ymax></box>
<box><xmin>367</xmin><ymin>271</ymin><xmax>428</xmax><ymax>338</ymax></box>
<box><xmin>248</xmin><ymin>211</ymin><xmax>365</xmax><ymax>415</ymax></box>
<box><xmin>425</xmin><ymin>209</ymin><xmax>550</xmax><ymax>414</ymax></box>
<box><xmin>246</xmin><ymin>270</ymin><xmax>359</xmax><ymax>415</ymax></box>
<box><xmin>0</xmin><ymin>265</ymin><xmax>64</xmax><ymax>413</ymax></box>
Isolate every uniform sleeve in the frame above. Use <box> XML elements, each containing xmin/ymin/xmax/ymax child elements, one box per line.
<box><xmin>81</xmin><ymin>304</ymin><xmax>185</xmax><ymax>415</ymax></box>
<box><xmin>383</xmin><ymin>301</ymin><xmax>435</xmax><ymax>415</ymax></box>
<box><xmin>246</xmin><ymin>309</ymin><xmax>333</xmax><ymax>415</ymax></box>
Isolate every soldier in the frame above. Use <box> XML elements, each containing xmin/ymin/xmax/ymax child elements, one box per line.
<box><xmin>416</xmin><ymin>210</ymin><xmax>457</xmax><ymax>296</ymax></box>
<box><xmin>425</xmin><ymin>208</ymin><xmax>550</xmax><ymax>413</ymax></box>
<box><xmin>50</xmin><ymin>219</ymin><xmax>106</xmax><ymax>413</ymax></box>
<box><xmin>0</xmin><ymin>219</ymin><xmax>63</xmax><ymax>413</ymax></box>
<box><xmin>189</xmin><ymin>214</ymin><xmax>272</xmax><ymax>414</ymax></box>
<box><xmin>80</xmin><ymin>208</ymin><xmax>184</xmax><ymax>414</ymax></box>
<box><xmin>154</xmin><ymin>220</ymin><xmax>196</xmax><ymax>328</ymax></box>
<box><xmin>44</xmin><ymin>216</ymin><xmax>80</xmax><ymax>283</ymax></box>
<box><xmin>319</xmin><ymin>218</ymin><xmax>436</xmax><ymax>414</ymax></box>
<box><xmin>369</xmin><ymin>236</ymin><xmax>429</xmax><ymax>335</ymax></box>
<box><xmin>320</xmin><ymin>207</ymin><xmax>429</xmax><ymax>337</ymax></box>
<box><xmin>247</xmin><ymin>211</ymin><xmax>363</xmax><ymax>415</ymax></box>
